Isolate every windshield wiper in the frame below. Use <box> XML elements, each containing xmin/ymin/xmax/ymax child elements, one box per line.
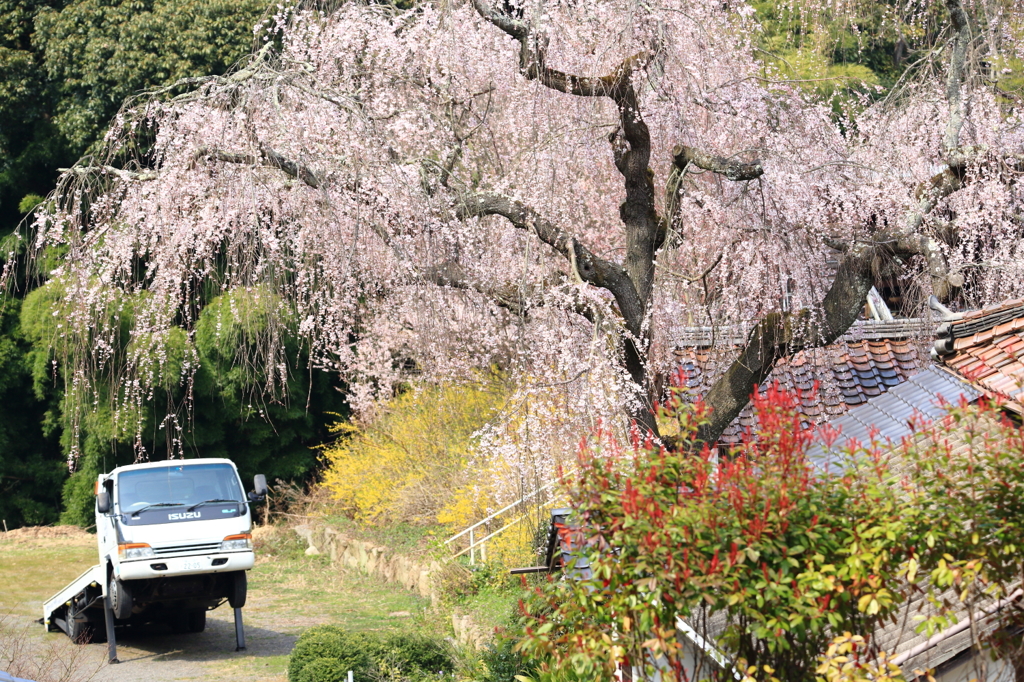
<box><xmin>187</xmin><ymin>499</ymin><xmax>240</xmax><ymax>512</ymax></box>
<box><xmin>129</xmin><ymin>502</ymin><xmax>185</xmax><ymax>517</ymax></box>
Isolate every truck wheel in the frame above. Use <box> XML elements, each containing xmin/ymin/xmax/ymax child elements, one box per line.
<box><xmin>68</xmin><ymin>612</ymin><xmax>92</xmax><ymax>644</ymax></box>
<box><xmin>169</xmin><ymin>611</ymin><xmax>188</xmax><ymax>634</ymax></box>
<box><xmin>228</xmin><ymin>571</ymin><xmax>247</xmax><ymax>609</ymax></box>
<box><xmin>187</xmin><ymin>609</ymin><xmax>206</xmax><ymax>633</ymax></box>
<box><xmin>109</xmin><ymin>576</ymin><xmax>132</xmax><ymax>620</ymax></box>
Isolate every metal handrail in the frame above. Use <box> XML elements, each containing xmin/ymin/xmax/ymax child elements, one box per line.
<box><xmin>443</xmin><ymin>475</ymin><xmax>566</xmax><ymax>545</ymax></box>
<box><xmin>443</xmin><ymin>469</ymin><xmax>576</xmax><ymax>564</ymax></box>
<box><xmin>451</xmin><ymin>512</ymin><xmax>531</xmax><ymax>559</ymax></box>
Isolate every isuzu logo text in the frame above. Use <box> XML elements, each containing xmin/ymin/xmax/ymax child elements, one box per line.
<box><xmin>168</xmin><ymin>511</ymin><xmax>202</xmax><ymax>520</ymax></box>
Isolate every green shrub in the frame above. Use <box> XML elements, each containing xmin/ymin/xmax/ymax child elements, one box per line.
<box><xmin>289</xmin><ymin>626</ymin><xmax>454</xmax><ymax>682</ymax></box>
<box><xmin>480</xmin><ymin>632</ymin><xmax>537</xmax><ymax>682</ymax></box>
<box><xmin>296</xmin><ymin>657</ymin><xmax>349</xmax><ymax>682</ymax></box>
<box><xmin>381</xmin><ymin>632</ymin><xmax>452</xmax><ymax>676</ymax></box>
<box><xmin>288</xmin><ymin>626</ymin><xmax>373</xmax><ymax>682</ymax></box>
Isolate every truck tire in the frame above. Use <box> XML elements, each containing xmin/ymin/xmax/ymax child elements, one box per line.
<box><xmin>228</xmin><ymin>571</ymin><xmax>247</xmax><ymax>609</ymax></box>
<box><xmin>68</xmin><ymin>612</ymin><xmax>92</xmax><ymax>644</ymax></box>
<box><xmin>187</xmin><ymin>609</ymin><xmax>206</xmax><ymax>633</ymax></box>
<box><xmin>109</xmin><ymin>576</ymin><xmax>132</xmax><ymax>620</ymax></box>
<box><xmin>169</xmin><ymin>611</ymin><xmax>189</xmax><ymax>634</ymax></box>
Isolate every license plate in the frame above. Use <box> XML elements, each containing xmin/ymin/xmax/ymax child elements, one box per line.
<box><xmin>182</xmin><ymin>559</ymin><xmax>204</xmax><ymax>570</ymax></box>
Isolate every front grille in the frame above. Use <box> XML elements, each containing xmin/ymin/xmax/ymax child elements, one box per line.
<box><xmin>153</xmin><ymin>542</ymin><xmax>220</xmax><ymax>556</ymax></box>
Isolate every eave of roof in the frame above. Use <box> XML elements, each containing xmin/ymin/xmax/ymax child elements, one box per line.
<box><xmin>934</xmin><ymin>298</ymin><xmax>1024</xmax><ymax>412</ymax></box>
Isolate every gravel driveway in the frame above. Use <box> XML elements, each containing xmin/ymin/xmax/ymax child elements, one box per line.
<box><xmin>5</xmin><ymin>597</ymin><xmax>296</xmax><ymax>682</ymax></box>
<box><xmin>2</xmin><ymin>525</ymin><xmax>433</xmax><ymax>682</ymax></box>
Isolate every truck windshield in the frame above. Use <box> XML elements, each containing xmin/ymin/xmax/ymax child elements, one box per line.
<box><xmin>117</xmin><ymin>463</ymin><xmax>243</xmax><ymax>512</ymax></box>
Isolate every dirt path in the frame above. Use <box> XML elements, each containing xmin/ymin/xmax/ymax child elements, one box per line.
<box><xmin>3</xmin><ymin>610</ymin><xmax>283</xmax><ymax>682</ymax></box>
<box><xmin>1</xmin><ymin>525</ymin><xmax>438</xmax><ymax>682</ymax></box>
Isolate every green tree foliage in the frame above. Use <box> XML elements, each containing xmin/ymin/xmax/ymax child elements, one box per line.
<box><xmin>0</xmin><ymin>299</ymin><xmax>64</xmax><ymax>527</ymax></box>
<box><xmin>0</xmin><ymin>0</ymin><xmax>66</xmax><ymax>235</ymax></box>
<box><xmin>19</xmin><ymin>283</ymin><xmax>347</xmax><ymax>527</ymax></box>
<box><xmin>0</xmin><ymin>0</ymin><xmax>275</xmax><ymax>528</ymax></box>
<box><xmin>34</xmin><ymin>0</ymin><xmax>267</xmax><ymax>151</ymax></box>
<box><xmin>185</xmin><ymin>287</ymin><xmax>348</xmax><ymax>497</ymax></box>
<box><xmin>753</xmin><ymin>0</ymin><xmax>1024</xmax><ymax>114</ymax></box>
<box><xmin>0</xmin><ymin>0</ymin><xmax>268</xmax><ymax>235</ymax></box>
<box><xmin>518</xmin><ymin>385</ymin><xmax>1024</xmax><ymax>682</ymax></box>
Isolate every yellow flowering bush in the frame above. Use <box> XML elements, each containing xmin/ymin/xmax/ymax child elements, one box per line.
<box><xmin>321</xmin><ymin>378</ymin><xmax>506</xmax><ymax>524</ymax></box>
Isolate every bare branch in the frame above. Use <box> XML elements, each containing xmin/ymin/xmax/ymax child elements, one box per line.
<box><xmin>672</xmin><ymin>145</ymin><xmax>763</xmax><ymax>181</ymax></box>
<box><xmin>193</xmin><ymin>145</ymin><xmax>322</xmax><ymax>189</ymax></box>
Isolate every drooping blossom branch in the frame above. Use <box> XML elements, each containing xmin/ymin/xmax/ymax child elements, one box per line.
<box><xmin>17</xmin><ymin>0</ymin><xmax>1024</xmax><ymax>473</ymax></box>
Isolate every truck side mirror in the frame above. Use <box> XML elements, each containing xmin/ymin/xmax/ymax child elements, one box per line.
<box><xmin>97</xmin><ymin>490</ymin><xmax>111</xmax><ymax>514</ymax></box>
<box><xmin>248</xmin><ymin>474</ymin><xmax>268</xmax><ymax>502</ymax></box>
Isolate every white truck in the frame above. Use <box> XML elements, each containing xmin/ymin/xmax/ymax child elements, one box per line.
<box><xmin>42</xmin><ymin>458</ymin><xmax>267</xmax><ymax>663</ymax></box>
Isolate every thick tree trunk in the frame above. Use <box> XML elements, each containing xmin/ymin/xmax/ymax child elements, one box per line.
<box><xmin>695</xmin><ymin>249</ymin><xmax>876</xmax><ymax>445</ymax></box>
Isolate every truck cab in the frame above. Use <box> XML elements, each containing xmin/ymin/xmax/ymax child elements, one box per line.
<box><xmin>43</xmin><ymin>458</ymin><xmax>266</xmax><ymax>644</ymax></box>
<box><xmin>92</xmin><ymin>458</ymin><xmax>264</xmax><ymax>631</ymax></box>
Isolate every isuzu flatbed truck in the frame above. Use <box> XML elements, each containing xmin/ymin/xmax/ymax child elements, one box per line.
<box><xmin>42</xmin><ymin>458</ymin><xmax>267</xmax><ymax>663</ymax></box>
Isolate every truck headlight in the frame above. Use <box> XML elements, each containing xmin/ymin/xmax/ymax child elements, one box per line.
<box><xmin>118</xmin><ymin>543</ymin><xmax>155</xmax><ymax>560</ymax></box>
<box><xmin>221</xmin><ymin>533</ymin><xmax>253</xmax><ymax>551</ymax></box>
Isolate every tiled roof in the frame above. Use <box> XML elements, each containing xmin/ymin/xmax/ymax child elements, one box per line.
<box><xmin>934</xmin><ymin>298</ymin><xmax>1024</xmax><ymax>412</ymax></box>
<box><xmin>803</xmin><ymin>368</ymin><xmax>996</xmax><ymax>677</ymax></box>
<box><xmin>677</xmin><ymin>318</ymin><xmax>932</xmax><ymax>347</ymax></box>
<box><xmin>676</xmin><ymin>338</ymin><xmax>927</xmax><ymax>444</ymax></box>
<box><xmin>805</xmin><ymin>366</ymin><xmax>981</xmax><ymax>469</ymax></box>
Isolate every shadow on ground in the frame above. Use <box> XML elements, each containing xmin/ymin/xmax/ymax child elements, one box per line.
<box><xmin>93</xmin><ymin>610</ymin><xmax>296</xmax><ymax>665</ymax></box>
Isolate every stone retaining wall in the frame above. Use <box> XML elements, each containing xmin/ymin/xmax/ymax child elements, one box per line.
<box><xmin>292</xmin><ymin>523</ymin><xmax>489</xmax><ymax>649</ymax></box>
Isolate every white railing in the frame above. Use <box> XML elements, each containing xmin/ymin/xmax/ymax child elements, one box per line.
<box><xmin>444</xmin><ymin>474</ymin><xmax>570</xmax><ymax>564</ymax></box>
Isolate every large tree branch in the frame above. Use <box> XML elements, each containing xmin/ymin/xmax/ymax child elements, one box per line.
<box><xmin>193</xmin><ymin>145</ymin><xmax>322</xmax><ymax>189</ymax></box>
<box><xmin>456</xmin><ymin>190</ymin><xmax>657</xmax><ymax>432</ymax></box>
<box><xmin>663</xmin><ymin>144</ymin><xmax>764</xmax><ymax>249</ymax></box>
<box><xmin>694</xmin><ymin>227</ymin><xmax>934</xmax><ymax>445</ymax></box>
<box><xmin>694</xmin><ymin>252</ymin><xmax>875</xmax><ymax>446</ymax></box>
<box><xmin>470</xmin><ymin>1</ymin><xmax>644</xmax><ymax>100</ymax></box>
<box><xmin>472</xmin><ymin>0</ymin><xmax>664</xmax><ymax>435</ymax></box>
<box><xmin>422</xmin><ymin>260</ymin><xmax>597</xmax><ymax>323</ymax></box>
<box><xmin>456</xmin><ymin>192</ymin><xmax>642</xmax><ymax>333</ymax></box>
<box><xmin>671</xmin><ymin>145</ymin><xmax>764</xmax><ymax>181</ymax></box>
<box><xmin>694</xmin><ymin>149</ymin><xmax>975</xmax><ymax>445</ymax></box>
<box><xmin>471</xmin><ymin>0</ymin><xmax>658</xmax><ymax>302</ymax></box>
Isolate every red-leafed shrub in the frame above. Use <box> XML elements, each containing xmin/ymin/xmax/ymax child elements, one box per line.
<box><xmin>516</xmin><ymin>382</ymin><xmax>1024</xmax><ymax>682</ymax></box>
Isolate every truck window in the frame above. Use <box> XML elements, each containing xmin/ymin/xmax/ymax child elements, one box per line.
<box><xmin>117</xmin><ymin>463</ymin><xmax>244</xmax><ymax>511</ymax></box>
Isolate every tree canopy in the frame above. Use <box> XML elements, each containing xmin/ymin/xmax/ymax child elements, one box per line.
<box><xmin>0</xmin><ymin>0</ymin><xmax>269</xmax><ymax>234</ymax></box>
<box><xmin>0</xmin><ymin>0</ymin><xmax>361</xmax><ymax>528</ymax></box>
<box><xmin>16</xmin><ymin>0</ymin><xmax>1024</xmax><ymax>484</ymax></box>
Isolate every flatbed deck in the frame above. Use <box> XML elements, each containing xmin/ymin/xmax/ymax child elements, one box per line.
<box><xmin>42</xmin><ymin>565</ymin><xmax>104</xmax><ymax>634</ymax></box>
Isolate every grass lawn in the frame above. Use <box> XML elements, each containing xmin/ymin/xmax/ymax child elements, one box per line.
<box><xmin>247</xmin><ymin>524</ymin><xmax>439</xmax><ymax>634</ymax></box>
<box><xmin>0</xmin><ymin>525</ymin><xmax>453</xmax><ymax>682</ymax></box>
<box><xmin>0</xmin><ymin>529</ymin><xmax>97</xmax><ymax>618</ymax></box>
